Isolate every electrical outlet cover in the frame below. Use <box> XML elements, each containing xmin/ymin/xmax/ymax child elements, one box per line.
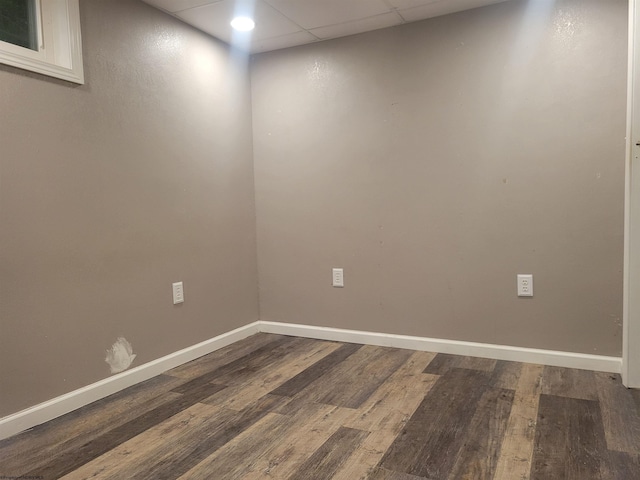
<box><xmin>517</xmin><ymin>274</ymin><xmax>533</xmax><ymax>297</ymax></box>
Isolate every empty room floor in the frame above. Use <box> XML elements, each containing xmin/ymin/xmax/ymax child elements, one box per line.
<box><xmin>1</xmin><ymin>333</ymin><xmax>639</xmax><ymax>479</ymax></box>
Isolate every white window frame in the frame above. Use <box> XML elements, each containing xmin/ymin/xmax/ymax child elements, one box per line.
<box><xmin>0</xmin><ymin>0</ymin><xmax>84</xmax><ymax>84</ymax></box>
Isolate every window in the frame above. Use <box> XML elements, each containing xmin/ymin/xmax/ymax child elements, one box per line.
<box><xmin>0</xmin><ymin>0</ymin><xmax>84</xmax><ymax>84</ymax></box>
<box><xmin>0</xmin><ymin>0</ymin><xmax>38</xmax><ymax>51</ymax></box>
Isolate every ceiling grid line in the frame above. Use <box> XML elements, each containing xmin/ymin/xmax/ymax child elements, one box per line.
<box><xmin>142</xmin><ymin>0</ymin><xmax>513</xmax><ymax>53</ymax></box>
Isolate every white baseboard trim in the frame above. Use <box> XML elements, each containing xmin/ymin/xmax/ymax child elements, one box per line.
<box><xmin>1</xmin><ymin>319</ymin><xmax>623</xmax><ymax>441</ymax></box>
<box><xmin>257</xmin><ymin>321</ymin><xmax>623</xmax><ymax>374</ymax></box>
<box><xmin>0</xmin><ymin>322</ymin><xmax>260</xmax><ymax>441</ymax></box>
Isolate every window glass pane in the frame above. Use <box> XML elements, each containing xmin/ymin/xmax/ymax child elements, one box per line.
<box><xmin>0</xmin><ymin>0</ymin><xmax>38</xmax><ymax>51</ymax></box>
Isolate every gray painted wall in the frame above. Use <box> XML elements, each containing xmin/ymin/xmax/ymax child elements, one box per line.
<box><xmin>0</xmin><ymin>0</ymin><xmax>259</xmax><ymax>417</ymax></box>
<box><xmin>251</xmin><ymin>0</ymin><xmax>627</xmax><ymax>356</ymax></box>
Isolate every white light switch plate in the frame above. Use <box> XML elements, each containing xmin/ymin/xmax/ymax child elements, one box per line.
<box><xmin>332</xmin><ymin>268</ymin><xmax>344</xmax><ymax>287</ymax></box>
<box><xmin>172</xmin><ymin>282</ymin><xmax>184</xmax><ymax>304</ymax></box>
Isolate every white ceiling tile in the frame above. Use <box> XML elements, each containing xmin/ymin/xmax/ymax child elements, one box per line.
<box><xmin>398</xmin><ymin>0</ymin><xmax>510</xmax><ymax>22</ymax></box>
<box><xmin>309</xmin><ymin>12</ymin><xmax>402</xmax><ymax>40</ymax></box>
<box><xmin>176</xmin><ymin>0</ymin><xmax>302</xmax><ymax>46</ymax></box>
<box><xmin>251</xmin><ymin>31</ymin><xmax>318</xmax><ymax>53</ymax></box>
<box><xmin>144</xmin><ymin>0</ymin><xmax>516</xmax><ymax>53</ymax></box>
<box><xmin>264</xmin><ymin>0</ymin><xmax>391</xmax><ymax>29</ymax></box>
<box><xmin>142</xmin><ymin>0</ymin><xmax>222</xmax><ymax>14</ymax></box>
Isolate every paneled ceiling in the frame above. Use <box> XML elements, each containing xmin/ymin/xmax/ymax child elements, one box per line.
<box><xmin>141</xmin><ymin>0</ymin><xmax>512</xmax><ymax>54</ymax></box>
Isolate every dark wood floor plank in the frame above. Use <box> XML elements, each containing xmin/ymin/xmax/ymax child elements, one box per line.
<box><xmin>457</xmin><ymin>355</ymin><xmax>497</xmax><ymax>372</ymax></box>
<box><xmin>330</xmin><ymin>430</ymin><xmax>402</xmax><ymax>480</ymax></box>
<box><xmin>423</xmin><ymin>353</ymin><xmax>496</xmax><ymax>375</ymax></box>
<box><xmin>343</xmin><ymin>351</ymin><xmax>439</xmax><ymax>433</ymax></box>
<box><xmin>595</xmin><ymin>372</ymin><xmax>640</xmax><ymax>454</ymax></box>
<box><xmin>287</xmin><ymin>426</ymin><xmax>369</xmax><ymax>480</ymax></box>
<box><xmin>242</xmin><ymin>404</ymin><xmax>356</xmax><ymax>479</ymax></box>
<box><xmin>158</xmin><ymin>396</ymin><xmax>289</xmax><ymax>480</ymax></box>
<box><xmin>24</xmin><ymin>382</ymin><xmax>227</xmax><ymax>479</ymax></box>
<box><xmin>281</xmin><ymin>345</ymin><xmax>413</xmax><ymax>410</ymax></box>
<box><xmin>531</xmin><ymin>394</ymin><xmax>607</xmax><ymax>480</ymax></box>
<box><xmin>216</xmin><ymin>336</ymin><xmax>322</xmax><ymax>386</ymax></box>
<box><xmin>542</xmin><ymin>366</ymin><xmax>598</xmax><ymax>401</ymax></box>
<box><xmin>200</xmin><ymin>339</ymin><xmax>342</xmax><ymax>411</ymax></box>
<box><xmin>333</xmin><ymin>353</ymin><xmax>439</xmax><ymax>479</ymax></box>
<box><xmin>3</xmin><ymin>334</ymin><xmax>637</xmax><ymax>480</ymax></box>
<box><xmin>600</xmin><ymin>450</ymin><xmax>640</xmax><ymax>480</ymax></box>
<box><xmin>176</xmin><ymin>413</ymin><xmax>291</xmax><ymax>479</ymax></box>
<box><xmin>102</xmin><ymin>394</ymin><xmax>288</xmax><ymax>480</ymax></box>
<box><xmin>165</xmin><ymin>333</ymin><xmax>290</xmax><ymax>379</ymax></box>
<box><xmin>59</xmin><ymin>401</ymin><xmax>233</xmax><ymax>480</ymax></box>
<box><xmin>270</xmin><ymin>342</ymin><xmax>362</xmax><ymax>397</ymax></box>
<box><xmin>170</xmin><ymin>335</ymin><xmax>310</xmax><ymax>392</ymax></box>
<box><xmin>631</xmin><ymin>388</ymin><xmax>640</xmax><ymax>415</ymax></box>
<box><xmin>177</xmin><ymin>403</ymin><xmax>350</xmax><ymax>479</ymax></box>
<box><xmin>490</xmin><ymin>360</ymin><xmax>523</xmax><ymax>390</ymax></box>
<box><xmin>421</xmin><ymin>353</ymin><xmax>458</xmax><ymax>374</ymax></box>
<box><xmin>447</xmin><ymin>387</ymin><xmax>515</xmax><ymax>480</ymax></box>
<box><xmin>379</xmin><ymin>368</ymin><xmax>490</xmax><ymax>478</ymax></box>
<box><xmin>0</xmin><ymin>374</ymin><xmax>186</xmax><ymax>473</ymax></box>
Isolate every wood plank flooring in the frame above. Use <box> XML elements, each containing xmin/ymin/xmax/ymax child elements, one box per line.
<box><xmin>1</xmin><ymin>333</ymin><xmax>639</xmax><ymax>480</ymax></box>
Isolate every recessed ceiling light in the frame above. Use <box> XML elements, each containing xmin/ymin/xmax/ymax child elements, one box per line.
<box><xmin>231</xmin><ymin>16</ymin><xmax>255</xmax><ymax>32</ymax></box>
